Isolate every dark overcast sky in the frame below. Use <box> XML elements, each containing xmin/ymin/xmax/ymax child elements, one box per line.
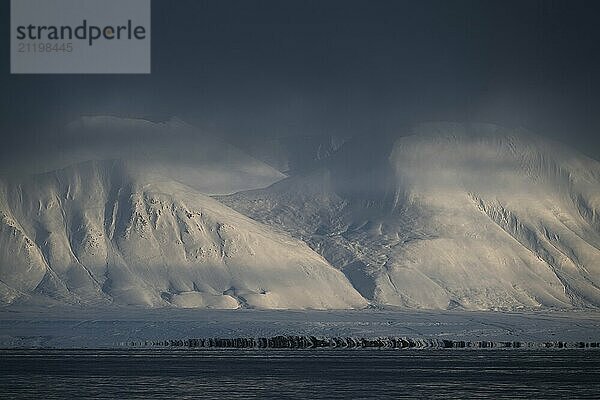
<box><xmin>1</xmin><ymin>0</ymin><xmax>599</xmax><ymax>159</ymax></box>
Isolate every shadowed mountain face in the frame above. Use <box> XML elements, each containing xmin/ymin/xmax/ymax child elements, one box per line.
<box><xmin>0</xmin><ymin>160</ymin><xmax>366</xmax><ymax>309</ymax></box>
<box><xmin>221</xmin><ymin>123</ymin><xmax>600</xmax><ymax>311</ymax></box>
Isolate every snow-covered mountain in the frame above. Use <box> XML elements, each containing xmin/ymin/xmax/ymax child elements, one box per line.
<box><xmin>2</xmin><ymin>120</ymin><xmax>599</xmax><ymax>311</ymax></box>
<box><xmin>0</xmin><ymin>160</ymin><xmax>366</xmax><ymax>309</ymax></box>
<box><xmin>221</xmin><ymin>123</ymin><xmax>600</xmax><ymax>310</ymax></box>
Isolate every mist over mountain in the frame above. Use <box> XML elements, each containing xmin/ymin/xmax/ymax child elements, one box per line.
<box><xmin>239</xmin><ymin>134</ymin><xmax>349</xmax><ymax>174</ymax></box>
<box><xmin>0</xmin><ymin>116</ymin><xmax>284</xmax><ymax>195</ymax></box>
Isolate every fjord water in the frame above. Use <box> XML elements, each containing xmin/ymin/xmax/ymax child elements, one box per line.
<box><xmin>1</xmin><ymin>350</ymin><xmax>599</xmax><ymax>399</ymax></box>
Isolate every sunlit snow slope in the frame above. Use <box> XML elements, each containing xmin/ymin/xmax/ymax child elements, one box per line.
<box><xmin>221</xmin><ymin>123</ymin><xmax>600</xmax><ymax>310</ymax></box>
<box><xmin>0</xmin><ymin>160</ymin><xmax>365</xmax><ymax>309</ymax></box>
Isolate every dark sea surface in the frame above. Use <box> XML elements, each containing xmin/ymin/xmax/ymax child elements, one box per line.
<box><xmin>1</xmin><ymin>349</ymin><xmax>599</xmax><ymax>399</ymax></box>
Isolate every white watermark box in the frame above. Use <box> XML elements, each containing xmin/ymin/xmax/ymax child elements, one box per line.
<box><xmin>11</xmin><ymin>0</ymin><xmax>151</xmax><ymax>74</ymax></box>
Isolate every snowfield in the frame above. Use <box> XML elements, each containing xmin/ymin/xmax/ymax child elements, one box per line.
<box><xmin>1</xmin><ymin>306</ymin><xmax>599</xmax><ymax>348</ymax></box>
